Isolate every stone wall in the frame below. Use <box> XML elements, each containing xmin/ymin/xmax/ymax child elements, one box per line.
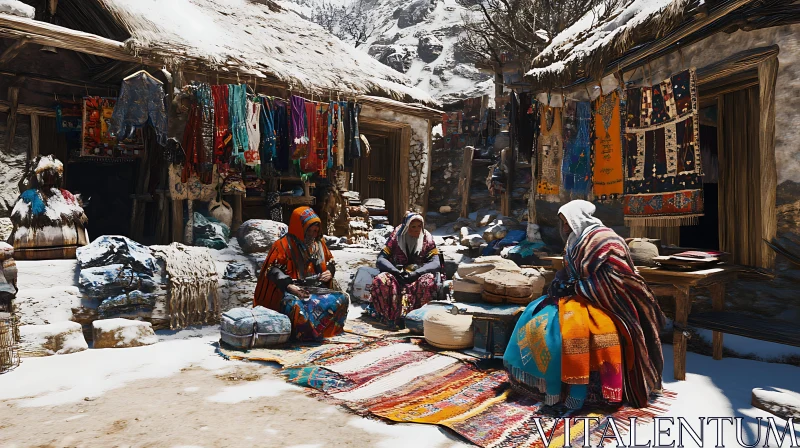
<box><xmin>359</xmin><ymin>105</ymin><xmax>431</xmax><ymax>212</ymax></box>
<box><xmin>0</xmin><ymin>113</ymin><xmax>30</xmax><ymax>218</ymax></box>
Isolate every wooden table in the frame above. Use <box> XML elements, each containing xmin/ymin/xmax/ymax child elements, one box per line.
<box><xmin>543</xmin><ymin>257</ymin><xmax>739</xmax><ymax>381</ymax></box>
<box><xmin>637</xmin><ymin>266</ymin><xmax>739</xmax><ymax>380</ymax></box>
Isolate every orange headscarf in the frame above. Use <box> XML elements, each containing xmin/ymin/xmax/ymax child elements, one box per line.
<box><xmin>254</xmin><ymin>207</ymin><xmax>333</xmax><ymax>310</ymax></box>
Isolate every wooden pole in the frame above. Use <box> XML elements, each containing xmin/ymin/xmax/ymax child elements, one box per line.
<box><xmin>758</xmin><ymin>55</ymin><xmax>778</xmax><ymax>270</ymax></box>
<box><xmin>29</xmin><ymin>113</ymin><xmax>39</xmax><ymax>160</ymax></box>
<box><xmin>171</xmin><ymin>199</ymin><xmax>184</xmax><ymax>243</ymax></box>
<box><xmin>4</xmin><ymin>86</ymin><xmax>19</xmax><ymax>153</ymax></box>
<box><xmin>672</xmin><ymin>286</ymin><xmax>692</xmax><ymax>381</ymax></box>
<box><xmin>0</xmin><ymin>39</ymin><xmax>28</xmax><ymax>66</ymax></box>
<box><xmin>709</xmin><ymin>284</ymin><xmax>725</xmax><ymax>360</ymax></box>
<box><xmin>459</xmin><ymin>146</ymin><xmax>473</xmax><ymax>218</ymax></box>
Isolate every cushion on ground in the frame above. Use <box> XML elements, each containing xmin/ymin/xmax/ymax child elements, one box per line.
<box><xmin>92</xmin><ymin>318</ymin><xmax>158</xmax><ymax>348</ymax></box>
<box><xmin>219</xmin><ymin>306</ymin><xmax>291</xmax><ymax>350</ymax></box>
<box><xmin>404</xmin><ymin>303</ymin><xmax>457</xmax><ymax>335</ymax></box>
<box><xmin>19</xmin><ymin>321</ymin><xmax>88</xmax><ymax>356</ymax></box>
<box><xmin>423</xmin><ymin>309</ymin><xmax>474</xmax><ymax>349</ymax></box>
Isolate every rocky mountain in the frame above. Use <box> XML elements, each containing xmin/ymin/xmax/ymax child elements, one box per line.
<box><xmin>283</xmin><ymin>0</ymin><xmax>494</xmax><ymax>104</ymax></box>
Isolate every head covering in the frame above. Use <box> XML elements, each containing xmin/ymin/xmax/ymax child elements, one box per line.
<box><xmin>558</xmin><ymin>200</ymin><xmax>604</xmax><ymax>247</ymax></box>
<box><xmin>288</xmin><ymin>206</ymin><xmax>321</xmax><ymax>241</ymax></box>
<box><xmin>399</xmin><ymin>211</ymin><xmax>425</xmax><ymax>257</ymax></box>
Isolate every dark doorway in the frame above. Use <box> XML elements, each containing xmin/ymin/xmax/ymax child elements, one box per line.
<box><xmin>680</xmin><ymin>119</ymin><xmax>719</xmax><ymax>250</ymax></box>
<box><xmin>65</xmin><ymin>160</ymin><xmax>137</xmax><ymax>240</ymax></box>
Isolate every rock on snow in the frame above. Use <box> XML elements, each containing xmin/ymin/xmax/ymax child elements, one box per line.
<box><xmin>92</xmin><ymin>318</ymin><xmax>158</xmax><ymax>349</ymax></box>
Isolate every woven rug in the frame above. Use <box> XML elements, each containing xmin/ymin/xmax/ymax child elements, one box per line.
<box><xmin>281</xmin><ymin>341</ymin><xmax>676</xmax><ymax>448</ymax></box>
<box><xmin>217</xmin><ymin>338</ymin><xmax>365</xmax><ymax>367</ymax></box>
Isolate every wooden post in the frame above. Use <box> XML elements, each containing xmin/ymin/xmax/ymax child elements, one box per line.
<box><xmin>500</xmin><ymin>148</ymin><xmax>513</xmax><ymax>217</ymax></box>
<box><xmin>672</xmin><ymin>286</ymin><xmax>692</xmax><ymax>381</ymax></box>
<box><xmin>5</xmin><ymin>86</ymin><xmax>19</xmax><ymax>153</ymax></box>
<box><xmin>29</xmin><ymin>113</ymin><xmax>39</xmax><ymax>159</ymax></box>
<box><xmin>171</xmin><ymin>199</ymin><xmax>184</xmax><ymax>243</ymax></box>
<box><xmin>758</xmin><ymin>55</ymin><xmax>778</xmax><ymax>269</ymax></box>
<box><xmin>459</xmin><ymin>146</ymin><xmax>473</xmax><ymax>218</ymax></box>
<box><xmin>231</xmin><ymin>193</ymin><xmax>243</xmax><ymax>233</ymax></box>
<box><xmin>709</xmin><ymin>284</ymin><xmax>725</xmax><ymax>360</ymax></box>
<box><xmin>527</xmin><ymin>158</ymin><xmax>536</xmax><ymax>231</ymax></box>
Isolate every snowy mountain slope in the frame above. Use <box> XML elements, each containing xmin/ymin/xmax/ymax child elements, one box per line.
<box><xmin>284</xmin><ymin>0</ymin><xmax>494</xmax><ymax>103</ymax></box>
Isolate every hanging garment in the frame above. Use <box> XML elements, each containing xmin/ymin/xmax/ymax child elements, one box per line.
<box><xmin>212</xmin><ymin>85</ymin><xmax>230</xmax><ymax>162</ymax></box>
<box><xmin>181</xmin><ymin>100</ymin><xmax>202</xmax><ymax>184</ymax></box>
<box><xmin>273</xmin><ymin>99</ymin><xmax>290</xmax><ymax>172</ymax></box>
<box><xmin>245</xmin><ymin>98</ymin><xmax>262</xmax><ymax>167</ymax></box>
<box><xmin>348</xmin><ymin>101</ymin><xmax>362</xmax><ymax>161</ymax></box>
<box><xmin>536</xmin><ymin>104</ymin><xmax>563</xmax><ymax>202</ymax></box>
<box><xmin>327</xmin><ymin>101</ymin><xmax>335</xmax><ymax>169</ymax></box>
<box><xmin>111</xmin><ymin>72</ymin><xmax>168</xmax><ymax>146</ymax></box>
<box><xmin>290</xmin><ymin>96</ymin><xmax>309</xmax><ymax>159</ymax></box>
<box><xmin>259</xmin><ymin>96</ymin><xmax>277</xmax><ymax>165</ymax></box>
<box><xmin>301</xmin><ymin>101</ymin><xmax>320</xmax><ymax>173</ymax></box>
<box><xmin>336</xmin><ymin>102</ymin><xmax>345</xmax><ymax>169</ymax></box>
<box><xmin>228</xmin><ymin>84</ymin><xmax>249</xmax><ymax>161</ymax></box>
<box><xmin>317</xmin><ymin>103</ymin><xmax>330</xmax><ymax>176</ymax></box>
<box><xmin>591</xmin><ymin>91</ymin><xmax>624</xmax><ymax>201</ymax></box>
<box><xmin>562</xmin><ymin>101</ymin><xmax>593</xmax><ymax>198</ymax></box>
<box><xmin>622</xmin><ymin>69</ymin><xmax>704</xmax><ymax>226</ymax></box>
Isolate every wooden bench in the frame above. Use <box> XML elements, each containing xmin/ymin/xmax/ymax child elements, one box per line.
<box><xmin>688</xmin><ymin>311</ymin><xmax>800</xmax><ymax>348</ymax></box>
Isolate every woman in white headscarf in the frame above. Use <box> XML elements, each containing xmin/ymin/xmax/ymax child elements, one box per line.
<box><xmin>504</xmin><ymin>200</ymin><xmax>664</xmax><ymax>410</ymax></box>
<box><xmin>367</xmin><ymin>211</ymin><xmax>442</xmax><ymax>328</ymax></box>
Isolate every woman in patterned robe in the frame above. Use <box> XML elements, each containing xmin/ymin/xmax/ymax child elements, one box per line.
<box><xmin>504</xmin><ymin>200</ymin><xmax>664</xmax><ymax>409</ymax></box>
<box><xmin>254</xmin><ymin>206</ymin><xmax>348</xmax><ymax>341</ymax></box>
<box><xmin>367</xmin><ymin>212</ymin><xmax>441</xmax><ymax>328</ymax></box>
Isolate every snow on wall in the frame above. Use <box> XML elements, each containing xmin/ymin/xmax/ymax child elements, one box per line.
<box><xmin>0</xmin><ymin>114</ymin><xmax>29</xmax><ymax>218</ymax></box>
<box><xmin>359</xmin><ymin>105</ymin><xmax>431</xmax><ymax>212</ymax></box>
<box><xmin>628</xmin><ymin>24</ymin><xmax>800</xmax><ymax>185</ymax></box>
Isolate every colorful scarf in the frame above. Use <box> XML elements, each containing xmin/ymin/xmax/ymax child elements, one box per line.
<box><xmin>273</xmin><ymin>99</ymin><xmax>290</xmax><ymax>172</ymax></box>
<box><xmin>291</xmin><ymin>95</ymin><xmax>308</xmax><ymax>145</ymax></box>
<box><xmin>211</xmin><ymin>85</ymin><xmax>230</xmax><ymax>161</ymax></box>
<box><xmin>228</xmin><ymin>84</ymin><xmax>249</xmax><ymax>161</ymax></box>
<box><xmin>381</xmin><ymin>212</ymin><xmax>439</xmax><ymax>267</ymax></box>
<box><xmin>622</xmin><ymin>69</ymin><xmax>704</xmax><ymax>226</ymax></box>
<box><xmin>562</xmin><ymin>101</ymin><xmax>592</xmax><ymax>198</ymax></box>
<box><xmin>259</xmin><ymin>96</ymin><xmax>276</xmax><ymax>164</ymax></box>
<box><xmin>244</xmin><ymin>98</ymin><xmax>261</xmax><ymax>167</ymax></box>
<box><xmin>591</xmin><ymin>91</ymin><xmax>624</xmax><ymax>201</ymax></box>
<box><xmin>536</xmin><ymin>104</ymin><xmax>563</xmax><ymax>202</ymax></box>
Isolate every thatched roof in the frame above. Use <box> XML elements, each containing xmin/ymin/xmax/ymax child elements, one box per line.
<box><xmin>526</xmin><ymin>0</ymin><xmax>700</xmax><ymax>89</ymax></box>
<box><xmin>92</xmin><ymin>0</ymin><xmax>436</xmax><ymax>104</ymax></box>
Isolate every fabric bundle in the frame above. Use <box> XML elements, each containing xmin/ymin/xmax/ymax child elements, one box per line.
<box><xmin>622</xmin><ymin>69</ymin><xmax>704</xmax><ymax>226</ymax></box>
<box><xmin>150</xmin><ymin>242</ymin><xmax>220</xmax><ymax>330</ymax></box>
<box><xmin>260</xmin><ymin>96</ymin><xmax>277</xmax><ymax>164</ymax></box>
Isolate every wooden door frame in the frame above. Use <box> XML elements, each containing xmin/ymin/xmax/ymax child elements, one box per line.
<box><xmin>358</xmin><ymin>116</ymin><xmax>412</xmax><ymax>223</ymax></box>
<box><xmin>697</xmin><ymin>45</ymin><xmax>778</xmax><ymax>269</ymax></box>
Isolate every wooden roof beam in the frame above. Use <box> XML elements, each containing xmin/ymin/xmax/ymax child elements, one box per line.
<box><xmin>0</xmin><ymin>37</ymin><xmax>28</xmax><ymax>65</ymax></box>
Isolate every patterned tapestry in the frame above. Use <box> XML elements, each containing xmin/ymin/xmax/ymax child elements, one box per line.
<box><xmin>536</xmin><ymin>104</ymin><xmax>562</xmax><ymax>202</ymax></box>
<box><xmin>622</xmin><ymin>69</ymin><xmax>704</xmax><ymax>226</ymax></box>
<box><xmin>562</xmin><ymin>101</ymin><xmax>593</xmax><ymax>198</ymax></box>
<box><xmin>442</xmin><ymin>111</ymin><xmax>462</xmax><ymax>137</ymax></box>
<box><xmin>591</xmin><ymin>91</ymin><xmax>624</xmax><ymax>200</ymax></box>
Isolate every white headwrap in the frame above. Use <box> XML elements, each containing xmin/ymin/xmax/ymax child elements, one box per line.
<box><xmin>400</xmin><ymin>212</ymin><xmax>425</xmax><ymax>257</ymax></box>
<box><xmin>558</xmin><ymin>200</ymin><xmax>604</xmax><ymax>248</ymax></box>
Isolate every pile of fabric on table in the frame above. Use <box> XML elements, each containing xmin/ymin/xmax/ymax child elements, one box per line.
<box><xmin>10</xmin><ymin>155</ymin><xmax>88</xmax><ymax>260</ymax></box>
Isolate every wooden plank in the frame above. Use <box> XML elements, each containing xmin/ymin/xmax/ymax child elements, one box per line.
<box><xmin>459</xmin><ymin>146</ymin><xmax>473</xmax><ymax>218</ymax></box>
<box><xmin>709</xmin><ymin>283</ymin><xmax>725</xmax><ymax>360</ymax></box>
<box><xmin>672</xmin><ymin>285</ymin><xmax>692</xmax><ymax>381</ymax></box>
<box><xmin>758</xmin><ymin>55</ymin><xmax>778</xmax><ymax>270</ymax></box>
<box><xmin>0</xmin><ymin>100</ymin><xmax>56</xmax><ymax>117</ymax></box>
<box><xmin>697</xmin><ymin>46</ymin><xmax>779</xmax><ymax>86</ymax></box>
<box><xmin>29</xmin><ymin>113</ymin><xmax>39</xmax><ymax>159</ymax></box>
<box><xmin>231</xmin><ymin>194</ymin><xmax>243</xmax><ymax>234</ymax></box>
<box><xmin>399</xmin><ymin>126</ymin><xmax>411</xmax><ymax>213</ymax></box>
<box><xmin>4</xmin><ymin>86</ymin><xmax>19</xmax><ymax>153</ymax></box>
<box><xmin>421</xmin><ymin>117</ymin><xmax>433</xmax><ymax>216</ymax></box>
<box><xmin>0</xmin><ymin>38</ymin><xmax>28</xmax><ymax>65</ymax></box>
<box><xmin>171</xmin><ymin>199</ymin><xmax>184</xmax><ymax>243</ymax></box>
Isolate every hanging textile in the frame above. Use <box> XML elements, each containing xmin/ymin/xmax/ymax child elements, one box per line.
<box><xmin>536</xmin><ymin>104</ymin><xmax>563</xmax><ymax>202</ymax></box>
<box><xmin>316</xmin><ymin>102</ymin><xmax>330</xmax><ymax>176</ymax></box>
<box><xmin>228</xmin><ymin>84</ymin><xmax>249</xmax><ymax>161</ymax></box>
<box><xmin>591</xmin><ymin>91</ymin><xmax>624</xmax><ymax>201</ymax></box>
<box><xmin>181</xmin><ymin>84</ymin><xmax>214</xmax><ymax>184</ymax></box>
<box><xmin>290</xmin><ymin>95</ymin><xmax>309</xmax><ymax>159</ymax></box>
<box><xmin>274</xmin><ymin>99</ymin><xmax>290</xmax><ymax>172</ymax></box>
<box><xmin>211</xmin><ymin>85</ymin><xmax>230</xmax><ymax>162</ymax></box>
<box><xmin>260</xmin><ymin>96</ymin><xmax>277</xmax><ymax>165</ymax></box>
<box><xmin>622</xmin><ymin>69</ymin><xmax>703</xmax><ymax>226</ymax></box>
<box><xmin>442</xmin><ymin>111</ymin><xmax>462</xmax><ymax>137</ymax></box>
<box><xmin>337</xmin><ymin>101</ymin><xmax>346</xmax><ymax>169</ymax></box>
<box><xmin>81</xmin><ymin>97</ymin><xmax>117</xmax><ymax>156</ymax></box>
<box><xmin>327</xmin><ymin>102</ymin><xmax>334</xmax><ymax>169</ymax></box>
<box><xmin>301</xmin><ymin>101</ymin><xmax>321</xmax><ymax>173</ymax></box>
<box><xmin>245</xmin><ymin>98</ymin><xmax>261</xmax><ymax>167</ymax></box>
<box><xmin>562</xmin><ymin>101</ymin><xmax>593</xmax><ymax>198</ymax></box>
<box><xmin>347</xmin><ymin>100</ymin><xmax>362</xmax><ymax>163</ymax></box>
<box><xmin>111</xmin><ymin>72</ymin><xmax>168</xmax><ymax>146</ymax></box>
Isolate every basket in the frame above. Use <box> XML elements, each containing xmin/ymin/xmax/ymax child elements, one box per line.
<box><xmin>0</xmin><ymin>313</ymin><xmax>20</xmax><ymax>374</ymax></box>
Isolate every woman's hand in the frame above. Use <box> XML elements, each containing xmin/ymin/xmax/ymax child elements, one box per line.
<box><xmin>319</xmin><ymin>270</ymin><xmax>332</xmax><ymax>283</ymax></box>
<box><xmin>287</xmin><ymin>284</ymin><xmax>309</xmax><ymax>298</ymax></box>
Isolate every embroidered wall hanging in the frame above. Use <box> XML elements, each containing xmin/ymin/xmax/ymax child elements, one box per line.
<box><xmin>562</xmin><ymin>101</ymin><xmax>593</xmax><ymax>198</ymax></box>
<box><xmin>622</xmin><ymin>69</ymin><xmax>704</xmax><ymax>226</ymax></box>
<box><xmin>536</xmin><ymin>104</ymin><xmax>562</xmax><ymax>202</ymax></box>
<box><xmin>591</xmin><ymin>91</ymin><xmax>624</xmax><ymax>201</ymax></box>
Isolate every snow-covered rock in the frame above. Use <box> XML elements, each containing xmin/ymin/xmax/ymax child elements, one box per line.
<box><xmin>92</xmin><ymin>318</ymin><xmax>158</xmax><ymax>349</ymax></box>
<box><xmin>751</xmin><ymin>388</ymin><xmax>800</xmax><ymax>420</ymax></box>
<box><xmin>483</xmin><ymin>224</ymin><xmax>507</xmax><ymax>242</ymax></box>
<box><xmin>19</xmin><ymin>322</ymin><xmax>88</xmax><ymax>356</ymax></box>
<box><xmin>236</xmin><ymin>220</ymin><xmax>287</xmax><ymax>254</ymax></box>
<box><xmin>223</xmin><ymin>262</ymin><xmax>252</xmax><ymax>281</ymax></box>
<box><xmin>418</xmin><ymin>34</ymin><xmax>443</xmax><ymax>62</ymax></box>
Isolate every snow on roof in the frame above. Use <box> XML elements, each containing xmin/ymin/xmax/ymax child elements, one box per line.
<box><xmin>526</xmin><ymin>0</ymin><xmax>697</xmax><ymax>89</ymax></box>
<box><xmin>94</xmin><ymin>0</ymin><xmax>437</xmax><ymax>105</ymax></box>
<box><xmin>0</xmin><ymin>0</ymin><xmax>34</xmax><ymax>18</ymax></box>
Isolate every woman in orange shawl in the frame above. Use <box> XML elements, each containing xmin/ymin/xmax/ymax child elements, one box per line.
<box><xmin>254</xmin><ymin>206</ymin><xmax>348</xmax><ymax>341</ymax></box>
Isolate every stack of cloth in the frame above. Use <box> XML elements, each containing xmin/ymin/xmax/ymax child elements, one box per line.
<box><xmin>363</xmin><ymin>198</ymin><xmax>389</xmax><ymax>228</ymax></box>
<box><xmin>342</xmin><ymin>191</ymin><xmax>361</xmax><ymax>206</ymax></box>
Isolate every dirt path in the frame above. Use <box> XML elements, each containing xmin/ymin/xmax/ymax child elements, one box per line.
<box><xmin>0</xmin><ymin>360</ymin><xmax>468</xmax><ymax>448</ymax></box>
